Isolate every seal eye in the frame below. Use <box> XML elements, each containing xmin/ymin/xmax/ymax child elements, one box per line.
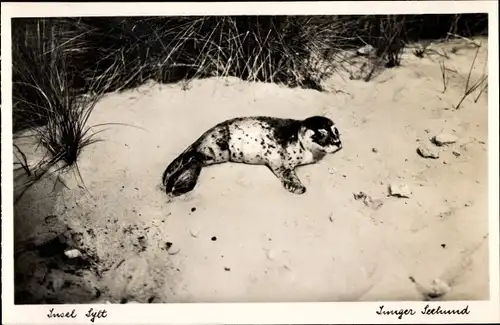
<box><xmin>331</xmin><ymin>127</ymin><xmax>340</xmax><ymax>141</ymax></box>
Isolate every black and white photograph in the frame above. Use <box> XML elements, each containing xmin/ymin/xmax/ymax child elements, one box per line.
<box><xmin>2</xmin><ymin>1</ymin><xmax>499</xmax><ymax>324</ymax></box>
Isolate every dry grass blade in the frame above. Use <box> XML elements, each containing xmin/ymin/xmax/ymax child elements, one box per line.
<box><xmin>474</xmin><ymin>82</ymin><xmax>488</xmax><ymax>103</ymax></box>
<box><xmin>440</xmin><ymin>60</ymin><xmax>449</xmax><ymax>93</ymax></box>
<box><xmin>454</xmin><ymin>43</ymin><xmax>487</xmax><ymax>110</ymax></box>
<box><xmin>447</xmin><ymin>32</ymin><xmax>481</xmax><ymax>48</ymax></box>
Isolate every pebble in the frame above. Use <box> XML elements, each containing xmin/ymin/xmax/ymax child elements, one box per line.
<box><xmin>431</xmin><ymin>134</ymin><xmax>458</xmax><ymax>146</ymax></box>
<box><xmin>44</xmin><ymin>215</ymin><xmax>57</xmax><ymax>224</ymax></box>
<box><xmin>266</xmin><ymin>249</ymin><xmax>277</xmax><ymax>261</ymax></box>
<box><xmin>372</xmin><ymin>148</ymin><xmax>378</xmax><ymax>153</ymax></box>
<box><xmin>388</xmin><ymin>183</ymin><xmax>412</xmax><ymax>198</ymax></box>
<box><xmin>190</xmin><ymin>228</ymin><xmax>200</xmax><ymax>238</ymax></box>
<box><xmin>353</xmin><ymin>191</ymin><xmax>367</xmax><ymax>200</ymax></box>
<box><xmin>328</xmin><ymin>167</ymin><xmax>336</xmax><ymax>175</ymax></box>
<box><xmin>328</xmin><ymin>212</ymin><xmax>334</xmax><ymax>222</ymax></box>
<box><xmin>356</xmin><ymin>44</ymin><xmax>375</xmax><ymax>56</ymax></box>
<box><xmin>452</xmin><ymin>150</ymin><xmax>461</xmax><ymax>157</ymax></box>
<box><xmin>417</xmin><ymin>145</ymin><xmax>440</xmax><ymax>159</ymax></box>
<box><xmin>427</xmin><ymin>278</ymin><xmax>451</xmax><ymax>298</ymax></box>
<box><xmin>64</xmin><ymin>249</ymin><xmax>82</xmax><ymax>259</ymax></box>
<box><xmin>166</xmin><ymin>242</ymin><xmax>180</xmax><ymax>255</ymax></box>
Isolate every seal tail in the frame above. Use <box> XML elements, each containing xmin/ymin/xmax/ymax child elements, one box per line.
<box><xmin>162</xmin><ymin>146</ymin><xmax>202</xmax><ymax>197</ymax></box>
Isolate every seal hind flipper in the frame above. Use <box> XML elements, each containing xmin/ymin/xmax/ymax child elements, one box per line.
<box><xmin>166</xmin><ymin>157</ymin><xmax>202</xmax><ymax>196</ymax></box>
<box><xmin>163</xmin><ymin>146</ymin><xmax>202</xmax><ymax>196</ymax></box>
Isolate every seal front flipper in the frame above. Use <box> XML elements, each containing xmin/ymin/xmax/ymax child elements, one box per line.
<box><xmin>268</xmin><ymin>165</ymin><xmax>306</xmax><ymax>195</ymax></box>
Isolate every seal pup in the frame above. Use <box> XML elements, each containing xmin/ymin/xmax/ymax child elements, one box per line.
<box><xmin>162</xmin><ymin>115</ymin><xmax>342</xmax><ymax>197</ymax></box>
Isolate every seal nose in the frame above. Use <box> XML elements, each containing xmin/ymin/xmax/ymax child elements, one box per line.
<box><xmin>334</xmin><ymin>140</ymin><xmax>342</xmax><ymax>151</ymax></box>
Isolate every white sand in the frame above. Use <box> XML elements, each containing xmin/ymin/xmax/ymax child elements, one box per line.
<box><xmin>14</xmin><ymin>38</ymin><xmax>489</xmax><ymax>304</ymax></box>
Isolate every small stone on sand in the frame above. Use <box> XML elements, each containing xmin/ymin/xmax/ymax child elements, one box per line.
<box><xmin>190</xmin><ymin>228</ymin><xmax>200</xmax><ymax>238</ymax></box>
<box><xmin>353</xmin><ymin>191</ymin><xmax>367</xmax><ymax>200</ymax></box>
<box><xmin>166</xmin><ymin>242</ymin><xmax>180</xmax><ymax>255</ymax></box>
<box><xmin>431</xmin><ymin>134</ymin><xmax>458</xmax><ymax>146</ymax></box>
<box><xmin>427</xmin><ymin>278</ymin><xmax>451</xmax><ymax>298</ymax></box>
<box><xmin>388</xmin><ymin>183</ymin><xmax>412</xmax><ymax>198</ymax></box>
<box><xmin>356</xmin><ymin>44</ymin><xmax>375</xmax><ymax>56</ymax></box>
<box><xmin>417</xmin><ymin>145</ymin><xmax>440</xmax><ymax>159</ymax></box>
<box><xmin>266</xmin><ymin>249</ymin><xmax>277</xmax><ymax>261</ymax></box>
<box><xmin>64</xmin><ymin>249</ymin><xmax>82</xmax><ymax>259</ymax></box>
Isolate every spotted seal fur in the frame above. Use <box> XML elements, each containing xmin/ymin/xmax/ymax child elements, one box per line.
<box><xmin>162</xmin><ymin>116</ymin><xmax>342</xmax><ymax>197</ymax></box>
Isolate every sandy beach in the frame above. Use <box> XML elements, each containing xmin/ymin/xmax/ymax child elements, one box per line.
<box><xmin>13</xmin><ymin>37</ymin><xmax>490</xmax><ymax>304</ymax></box>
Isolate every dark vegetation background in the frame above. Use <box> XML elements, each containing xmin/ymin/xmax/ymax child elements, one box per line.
<box><xmin>11</xmin><ymin>14</ymin><xmax>487</xmax><ymax>132</ymax></box>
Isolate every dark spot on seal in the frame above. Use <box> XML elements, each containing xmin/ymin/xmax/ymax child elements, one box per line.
<box><xmin>255</xmin><ymin>116</ymin><xmax>302</xmax><ymax>147</ymax></box>
<box><xmin>215</xmin><ymin>124</ymin><xmax>230</xmax><ymax>151</ymax></box>
<box><xmin>216</xmin><ymin>140</ymin><xmax>228</xmax><ymax>151</ymax></box>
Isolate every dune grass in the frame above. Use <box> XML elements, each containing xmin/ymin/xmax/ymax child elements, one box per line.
<box><xmin>11</xmin><ymin>14</ymin><xmax>488</xmax><ymax>198</ymax></box>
